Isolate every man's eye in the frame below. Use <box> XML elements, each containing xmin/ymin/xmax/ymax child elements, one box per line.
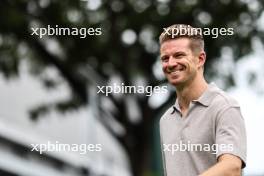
<box><xmin>161</xmin><ymin>57</ymin><xmax>168</xmax><ymax>62</ymax></box>
<box><xmin>174</xmin><ymin>54</ymin><xmax>184</xmax><ymax>58</ymax></box>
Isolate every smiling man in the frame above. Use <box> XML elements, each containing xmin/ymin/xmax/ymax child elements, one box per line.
<box><xmin>159</xmin><ymin>24</ymin><xmax>247</xmax><ymax>176</ymax></box>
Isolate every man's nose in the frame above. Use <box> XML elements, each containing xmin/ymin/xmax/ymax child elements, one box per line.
<box><xmin>168</xmin><ymin>56</ymin><xmax>177</xmax><ymax>69</ymax></box>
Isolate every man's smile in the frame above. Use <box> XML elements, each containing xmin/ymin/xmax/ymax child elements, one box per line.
<box><xmin>166</xmin><ymin>64</ymin><xmax>186</xmax><ymax>74</ymax></box>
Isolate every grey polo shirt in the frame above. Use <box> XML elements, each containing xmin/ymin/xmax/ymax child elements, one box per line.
<box><xmin>160</xmin><ymin>83</ymin><xmax>247</xmax><ymax>176</ymax></box>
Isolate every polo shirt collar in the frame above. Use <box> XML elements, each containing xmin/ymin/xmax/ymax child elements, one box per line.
<box><xmin>196</xmin><ymin>82</ymin><xmax>219</xmax><ymax>106</ymax></box>
<box><xmin>173</xmin><ymin>82</ymin><xmax>218</xmax><ymax>111</ymax></box>
<box><xmin>173</xmin><ymin>99</ymin><xmax>181</xmax><ymax>113</ymax></box>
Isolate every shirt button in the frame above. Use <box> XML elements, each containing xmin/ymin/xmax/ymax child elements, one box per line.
<box><xmin>180</xmin><ymin>135</ymin><xmax>184</xmax><ymax>141</ymax></box>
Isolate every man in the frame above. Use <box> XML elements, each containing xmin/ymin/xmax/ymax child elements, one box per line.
<box><xmin>159</xmin><ymin>24</ymin><xmax>247</xmax><ymax>176</ymax></box>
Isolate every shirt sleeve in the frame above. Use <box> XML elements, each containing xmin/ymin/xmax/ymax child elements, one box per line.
<box><xmin>215</xmin><ymin>106</ymin><xmax>247</xmax><ymax>168</ymax></box>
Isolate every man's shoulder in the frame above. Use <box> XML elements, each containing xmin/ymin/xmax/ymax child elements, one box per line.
<box><xmin>160</xmin><ymin>106</ymin><xmax>174</xmax><ymax>122</ymax></box>
<box><xmin>211</xmin><ymin>86</ymin><xmax>240</xmax><ymax>109</ymax></box>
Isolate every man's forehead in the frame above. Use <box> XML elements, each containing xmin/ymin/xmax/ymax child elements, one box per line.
<box><xmin>160</xmin><ymin>38</ymin><xmax>191</xmax><ymax>53</ymax></box>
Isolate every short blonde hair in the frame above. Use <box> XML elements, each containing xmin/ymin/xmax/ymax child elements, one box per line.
<box><xmin>159</xmin><ymin>24</ymin><xmax>204</xmax><ymax>55</ymax></box>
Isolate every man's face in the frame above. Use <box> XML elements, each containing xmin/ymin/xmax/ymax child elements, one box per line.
<box><xmin>160</xmin><ymin>38</ymin><xmax>201</xmax><ymax>87</ymax></box>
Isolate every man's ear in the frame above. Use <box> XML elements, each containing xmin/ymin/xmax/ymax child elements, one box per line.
<box><xmin>198</xmin><ymin>51</ymin><xmax>206</xmax><ymax>69</ymax></box>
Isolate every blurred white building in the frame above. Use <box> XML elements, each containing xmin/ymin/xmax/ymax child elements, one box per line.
<box><xmin>0</xmin><ymin>60</ymin><xmax>131</xmax><ymax>176</ymax></box>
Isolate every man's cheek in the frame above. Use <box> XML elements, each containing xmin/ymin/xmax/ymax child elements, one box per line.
<box><xmin>162</xmin><ymin>65</ymin><xmax>168</xmax><ymax>73</ymax></box>
<box><xmin>162</xmin><ymin>68</ymin><xmax>166</xmax><ymax>73</ymax></box>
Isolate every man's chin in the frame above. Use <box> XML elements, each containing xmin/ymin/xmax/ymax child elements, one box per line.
<box><xmin>168</xmin><ymin>79</ymin><xmax>184</xmax><ymax>87</ymax></box>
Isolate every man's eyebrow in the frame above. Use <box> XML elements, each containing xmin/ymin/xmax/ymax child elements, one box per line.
<box><xmin>173</xmin><ymin>51</ymin><xmax>186</xmax><ymax>56</ymax></box>
<box><xmin>160</xmin><ymin>51</ymin><xmax>186</xmax><ymax>58</ymax></box>
<box><xmin>160</xmin><ymin>54</ymin><xmax>168</xmax><ymax>59</ymax></box>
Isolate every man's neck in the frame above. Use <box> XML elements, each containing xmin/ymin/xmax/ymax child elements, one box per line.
<box><xmin>176</xmin><ymin>76</ymin><xmax>208</xmax><ymax>113</ymax></box>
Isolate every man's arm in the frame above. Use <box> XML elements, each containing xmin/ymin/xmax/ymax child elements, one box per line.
<box><xmin>199</xmin><ymin>154</ymin><xmax>242</xmax><ymax>176</ymax></box>
<box><xmin>200</xmin><ymin>106</ymin><xmax>246</xmax><ymax>176</ymax></box>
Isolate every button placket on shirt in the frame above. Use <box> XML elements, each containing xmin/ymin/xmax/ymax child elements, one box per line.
<box><xmin>179</xmin><ymin>101</ymin><xmax>197</xmax><ymax>143</ymax></box>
